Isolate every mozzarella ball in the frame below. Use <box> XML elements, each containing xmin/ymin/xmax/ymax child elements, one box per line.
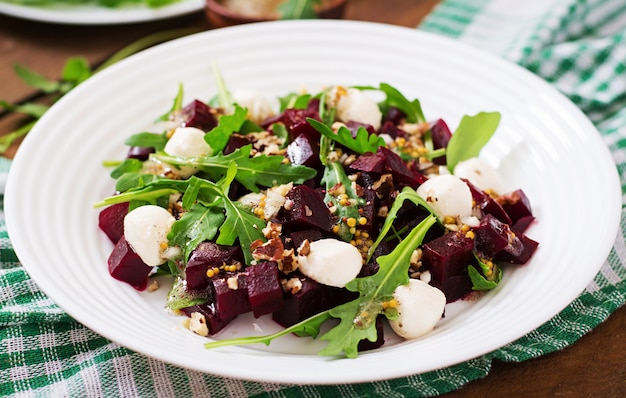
<box><xmin>232</xmin><ymin>89</ymin><xmax>276</xmax><ymax>124</ymax></box>
<box><xmin>454</xmin><ymin>157</ymin><xmax>503</xmax><ymax>194</ymax></box>
<box><xmin>165</xmin><ymin>127</ymin><xmax>212</xmax><ymax>158</ymax></box>
<box><xmin>389</xmin><ymin>279</ymin><xmax>446</xmax><ymax>339</ymax></box>
<box><xmin>124</xmin><ymin>205</ymin><xmax>176</xmax><ymax>267</ymax></box>
<box><xmin>297</xmin><ymin>238</ymin><xmax>363</xmax><ymax>288</ymax></box>
<box><xmin>327</xmin><ymin>86</ymin><xmax>382</xmax><ymax>130</ymax></box>
<box><xmin>416</xmin><ymin>174</ymin><xmax>473</xmax><ymax>221</ymax></box>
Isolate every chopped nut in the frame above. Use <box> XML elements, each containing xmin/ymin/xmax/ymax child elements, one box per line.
<box><xmin>298</xmin><ymin>239</ymin><xmax>311</xmax><ymax>256</ymax></box>
<box><xmin>252</xmin><ymin>238</ymin><xmax>285</xmax><ymax>261</ymax></box>
<box><xmin>262</xmin><ymin>221</ymin><xmax>282</xmax><ymax>239</ymax></box>
<box><xmin>227</xmin><ymin>276</ymin><xmax>239</xmax><ymax>290</ymax></box>
<box><xmin>147</xmin><ymin>280</ymin><xmax>160</xmax><ymax>292</ymax></box>
<box><xmin>281</xmin><ymin>277</ymin><xmax>303</xmax><ymax>294</ymax></box>
<box><xmin>278</xmin><ymin>249</ymin><xmax>299</xmax><ymax>274</ymax></box>
<box><xmin>189</xmin><ymin>312</ymin><xmax>209</xmax><ymax>337</ymax></box>
<box><xmin>372</xmin><ymin>174</ymin><xmax>394</xmax><ymax>199</ymax></box>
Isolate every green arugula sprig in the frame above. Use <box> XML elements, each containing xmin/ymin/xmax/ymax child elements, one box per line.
<box><xmin>0</xmin><ymin>27</ymin><xmax>201</xmax><ymax>154</ymax></box>
<box><xmin>154</xmin><ymin>144</ymin><xmax>316</xmax><ymax>193</ymax></box>
<box><xmin>94</xmin><ymin>165</ymin><xmax>266</xmax><ymax>265</ymax></box>
<box><xmin>204</xmin><ymin>213</ymin><xmax>437</xmax><ymax>358</ymax></box>
<box><xmin>321</xmin><ymin>161</ymin><xmax>362</xmax><ymax>241</ymax></box>
<box><xmin>307</xmin><ymin>118</ymin><xmax>385</xmax><ymax>154</ymax></box>
<box><xmin>446</xmin><ymin>112</ymin><xmax>501</xmax><ymax>173</ymax></box>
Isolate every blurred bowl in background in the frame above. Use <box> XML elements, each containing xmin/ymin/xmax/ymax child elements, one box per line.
<box><xmin>205</xmin><ymin>0</ymin><xmax>348</xmax><ymax>28</ymax></box>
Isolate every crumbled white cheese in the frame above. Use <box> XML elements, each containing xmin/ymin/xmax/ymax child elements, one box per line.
<box><xmin>297</xmin><ymin>238</ymin><xmax>362</xmax><ymax>288</ymax></box>
<box><xmin>416</xmin><ymin>174</ymin><xmax>473</xmax><ymax>221</ymax></box>
<box><xmin>389</xmin><ymin>279</ymin><xmax>446</xmax><ymax>339</ymax></box>
<box><xmin>123</xmin><ymin>205</ymin><xmax>176</xmax><ymax>266</ymax></box>
<box><xmin>453</xmin><ymin>157</ymin><xmax>503</xmax><ymax>194</ymax></box>
<box><xmin>189</xmin><ymin>312</ymin><xmax>209</xmax><ymax>337</ymax></box>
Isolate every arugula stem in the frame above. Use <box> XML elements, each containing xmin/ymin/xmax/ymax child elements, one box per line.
<box><xmin>0</xmin><ymin>120</ymin><xmax>37</xmax><ymax>152</ymax></box>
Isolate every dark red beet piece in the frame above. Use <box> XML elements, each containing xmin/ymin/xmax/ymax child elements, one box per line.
<box><xmin>512</xmin><ymin>215</ymin><xmax>535</xmax><ymax>234</ymax></box>
<box><xmin>286</xmin><ymin>133</ymin><xmax>321</xmax><ymax>169</ymax></box>
<box><xmin>185</xmin><ymin>242</ymin><xmax>244</xmax><ymax>291</ymax></box>
<box><xmin>246</xmin><ymin>261</ymin><xmax>283</xmax><ymax>318</ymax></box>
<box><xmin>99</xmin><ymin>202</ymin><xmax>129</xmax><ymax>244</ymax></box>
<box><xmin>181</xmin><ymin>99</ymin><xmax>218</xmax><ymax>131</ymax></box>
<box><xmin>272</xmin><ymin>278</ymin><xmax>356</xmax><ymax>327</ymax></box>
<box><xmin>345</xmin><ymin>120</ymin><xmax>377</xmax><ymax>136</ymax></box>
<box><xmin>357</xmin><ymin>315</ymin><xmax>385</xmax><ymax>352</ymax></box>
<box><xmin>464</xmin><ymin>179</ymin><xmax>511</xmax><ymax>225</ymax></box>
<box><xmin>223</xmin><ymin>134</ymin><xmax>252</xmax><ymax>155</ymax></box>
<box><xmin>281</xmin><ymin>108</ymin><xmax>321</xmax><ymax>142</ymax></box>
<box><xmin>380</xmin><ymin>120</ymin><xmax>404</xmax><ymax>139</ymax></box>
<box><xmin>383</xmin><ymin>106</ymin><xmax>406</xmax><ymax>125</ymax></box>
<box><xmin>496</xmin><ymin>189</ymin><xmax>533</xmax><ymax>225</ymax></box>
<box><xmin>473</xmin><ymin>214</ymin><xmax>515</xmax><ymax>259</ymax></box>
<box><xmin>276</xmin><ymin>185</ymin><xmax>333</xmax><ymax>232</ymax></box>
<box><xmin>429</xmin><ymin>119</ymin><xmax>452</xmax><ymax>165</ymax></box>
<box><xmin>212</xmin><ymin>273</ymin><xmax>251</xmax><ymax>320</ymax></box>
<box><xmin>127</xmin><ymin>146</ymin><xmax>155</xmax><ymax>161</ymax></box>
<box><xmin>287</xmin><ymin>229</ymin><xmax>323</xmax><ymax>251</ymax></box>
<box><xmin>108</xmin><ymin>236</ymin><xmax>152</xmax><ymax>291</ymax></box>
<box><xmin>180</xmin><ymin>303</ymin><xmax>233</xmax><ymax>335</ymax></box>
<box><xmin>495</xmin><ymin>233</ymin><xmax>539</xmax><ymax>265</ymax></box>
<box><xmin>421</xmin><ymin>231</ymin><xmax>475</xmax><ymax>302</ymax></box>
<box><xmin>430</xmin><ymin>274</ymin><xmax>474</xmax><ymax>303</ymax></box>
<box><xmin>349</xmin><ymin>151</ymin><xmax>387</xmax><ymax>174</ymax></box>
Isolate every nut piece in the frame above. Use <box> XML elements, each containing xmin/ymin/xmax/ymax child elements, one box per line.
<box><xmin>189</xmin><ymin>312</ymin><xmax>209</xmax><ymax>337</ymax></box>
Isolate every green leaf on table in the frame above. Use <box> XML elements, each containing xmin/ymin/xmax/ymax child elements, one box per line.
<box><xmin>13</xmin><ymin>64</ymin><xmax>60</xmax><ymax>93</ymax></box>
<box><xmin>446</xmin><ymin>112</ymin><xmax>501</xmax><ymax>173</ymax></box>
<box><xmin>278</xmin><ymin>0</ymin><xmax>319</xmax><ymax>19</ymax></box>
<box><xmin>0</xmin><ymin>101</ymin><xmax>49</xmax><ymax>117</ymax></box>
<box><xmin>61</xmin><ymin>56</ymin><xmax>92</xmax><ymax>86</ymax></box>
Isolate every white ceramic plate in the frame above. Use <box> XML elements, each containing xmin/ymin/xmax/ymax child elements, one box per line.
<box><xmin>5</xmin><ymin>20</ymin><xmax>621</xmax><ymax>385</ymax></box>
<box><xmin>0</xmin><ymin>0</ymin><xmax>203</xmax><ymax>24</ymax></box>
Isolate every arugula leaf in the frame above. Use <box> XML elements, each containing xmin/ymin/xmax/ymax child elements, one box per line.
<box><xmin>212</xmin><ymin>62</ymin><xmax>234</xmax><ymax>113</ymax></box>
<box><xmin>446</xmin><ymin>112</ymin><xmax>501</xmax><ymax>173</ymax></box>
<box><xmin>167</xmin><ymin>277</ymin><xmax>208</xmax><ymax>310</ymax></box>
<box><xmin>110</xmin><ymin>158</ymin><xmax>143</xmax><ymax>179</ymax></box>
<box><xmin>319</xmin><ymin>215</ymin><xmax>437</xmax><ymax>357</ymax></box>
<box><xmin>203</xmin><ymin>214</ymin><xmax>438</xmax><ymax>357</ymax></box>
<box><xmin>468</xmin><ymin>254</ymin><xmax>502</xmax><ymax>290</ymax></box>
<box><xmin>307</xmin><ymin>118</ymin><xmax>385</xmax><ymax>154</ymax></box>
<box><xmin>217</xmin><ymin>198</ymin><xmax>266</xmax><ymax>265</ymax></box>
<box><xmin>157</xmin><ymin>83</ymin><xmax>184</xmax><ymax>122</ymax></box>
<box><xmin>357</xmin><ymin>83</ymin><xmax>426</xmax><ymax>124</ymax></box>
<box><xmin>322</xmin><ymin>162</ymin><xmax>361</xmax><ymax>241</ymax></box>
<box><xmin>124</xmin><ymin>132</ymin><xmax>168</xmax><ymax>151</ymax></box>
<box><xmin>367</xmin><ymin>186</ymin><xmax>435</xmax><ymax>262</ymax></box>
<box><xmin>168</xmin><ymin>203</ymin><xmax>224</xmax><ymax>261</ymax></box>
<box><xmin>13</xmin><ymin>64</ymin><xmax>61</xmax><ymax>93</ymax></box>
<box><xmin>154</xmin><ymin>145</ymin><xmax>316</xmax><ymax>192</ymax></box>
<box><xmin>204</xmin><ymin>105</ymin><xmax>247</xmax><ymax>153</ymax></box>
<box><xmin>278</xmin><ymin>92</ymin><xmax>312</xmax><ymax>111</ymax></box>
<box><xmin>0</xmin><ymin>101</ymin><xmax>48</xmax><ymax>118</ymax></box>
<box><xmin>61</xmin><ymin>57</ymin><xmax>92</xmax><ymax>87</ymax></box>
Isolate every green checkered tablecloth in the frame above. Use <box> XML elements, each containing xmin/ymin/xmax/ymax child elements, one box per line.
<box><xmin>1</xmin><ymin>0</ymin><xmax>625</xmax><ymax>396</ymax></box>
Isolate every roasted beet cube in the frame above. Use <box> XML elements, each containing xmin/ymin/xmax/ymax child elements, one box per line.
<box><xmin>108</xmin><ymin>236</ymin><xmax>152</xmax><ymax>290</ymax></box>
<box><xmin>281</xmin><ymin>108</ymin><xmax>321</xmax><ymax>142</ymax></box>
<box><xmin>276</xmin><ymin>185</ymin><xmax>333</xmax><ymax>232</ymax></box>
<box><xmin>212</xmin><ymin>273</ymin><xmax>251</xmax><ymax>320</ymax></box>
<box><xmin>127</xmin><ymin>146</ymin><xmax>155</xmax><ymax>161</ymax></box>
<box><xmin>246</xmin><ymin>261</ymin><xmax>283</xmax><ymax>318</ymax></box>
<box><xmin>512</xmin><ymin>215</ymin><xmax>535</xmax><ymax>234</ymax></box>
<box><xmin>430</xmin><ymin>274</ymin><xmax>473</xmax><ymax>303</ymax></box>
<box><xmin>286</xmin><ymin>133</ymin><xmax>321</xmax><ymax>169</ymax></box>
<box><xmin>185</xmin><ymin>242</ymin><xmax>244</xmax><ymax>291</ymax></box>
<box><xmin>474</xmin><ymin>214</ymin><xmax>514</xmax><ymax>259</ymax></box>
<box><xmin>378</xmin><ymin>147</ymin><xmax>425</xmax><ymax>187</ymax></box>
<box><xmin>495</xmin><ymin>233</ymin><xmax>539</xmax><ymax>265</ymax></box>
<box><xmin>422</xmin><ymin>231</ymin><xmax>475</xmax><ymax>285</ymax></box>
<box><xmin>345</xmin><ymin>120</ymin><xmax>377</xmax><ymax>136</ymax></box>
<box><xmin>357</xmin><ymin>315</ymin><xmax>385</xmax><ymax>352</ymax></box>
<box><xmin>496</xmin><ymin>189</ymin><xmax>533</xmax><ymax>225</ymax></box>
<box><xmin>99</xmin><ymin>202</ymin><xmax>129</xmax><ymax>244</ymax></box>
<box><xmin>383</xmin><ymin>106</ymin><xmax>406</xmax><ymax>125</ymax></box>
<box><xmin>223</xmin><ymin>133</ymin><xmax>252</xmax><ymax>155</ymax></box>
<box><xmin>180</xmin><ymin>303</ymin><xmax>233</xmax><ymax>335</ymax></box>
<box><xmin>181</xmin><ymin>99</ymin><xmax>218</xmax><ymax>131</ymax></box>
<box><xmin>288</xmin><ymin>229</ymin><xmax>323</xmax><ymax>251</ymax></box>
<box><xmin>349</xmin><ymin>151</ymin><xmax>387</xmax><ymax>174</ymax></box>
<box><xmin>429</xmin><ymin>119</ymin><xmax>452</xmax><ymax>165</ymax></box>
<box><xmin>464</xmin><ymin>179</ymin><xmax>511</xmax><ymax>225</ymax></box>
<box><xmin>272</xmin><ymin>278</ymin><xmax>356</xmax><ymax>327</ymax></box>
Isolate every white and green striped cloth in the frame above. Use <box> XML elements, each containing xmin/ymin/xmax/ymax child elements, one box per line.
<box><xmin>1</xmin><ymin>0</ymin><xmax>625</xmax><ymax>396</ymax></box>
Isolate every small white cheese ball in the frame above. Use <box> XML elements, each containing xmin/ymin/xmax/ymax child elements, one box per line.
<box><xmin>416</xmin><ymin>174</ymin><xmax>473</xmax><ymax>221</ymax></box>
<box><xmin>297</xmin><ymin>238</ymin><xmax>363</xmax><ymax>288</ymax></box>
<box><xmin>389</xmin><ymin>279</ymin><xmax>446</xmax><ymax>339</ymax></box>
<box><xmin>124</xmin><ymin>205</ymin><xmax>176</xmax><ymax>267</ymax></box>
<box><xmin>453</xmin><ymin>157</ymin><xmax>503</xmax><ymax>194</ymax></box>
<box><xmin>164</xmin><ymin>127</ymin><xmax>212</xmax><ymax>158</ymax></box>
<box><xmin>327</xmin><ymin>86</ymin><xmax>382</xmax><ymax>130</ymax></box>
<box><xmin>232</xmin><ymin>89</ymin><xmax>276</xmax><ymax>125</ymax></box>
<box><xmin>163</xmin><ymin>127</ymin><xmax>212</xmax><ymax>178</ymax></box>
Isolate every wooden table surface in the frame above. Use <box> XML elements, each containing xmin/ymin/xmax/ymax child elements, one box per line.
<box><xmin>0</xmin><ymin>0</ymin><xmax>624</xmax><ymax>396</ymax></box>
